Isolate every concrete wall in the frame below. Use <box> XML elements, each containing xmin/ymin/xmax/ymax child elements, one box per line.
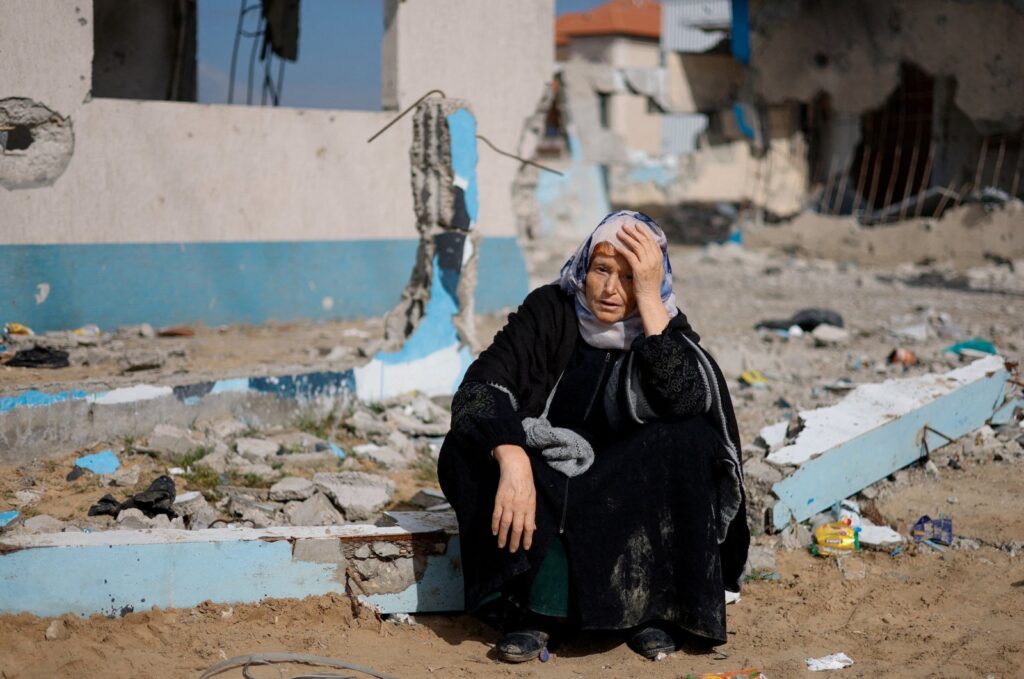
<box><xmin>749</xmin><ymin>0</ymin><xmax>1024</xmax><ymax>131</ymax></box>
<box><xmin>666</xmin><ymin>52</ymin><xmax>743</xmax><ymax>113</ymax></box>
<box><xmin>0</xmin><ymin>0</ymin><xmax>542</xmax><ymax>331</ymax></box>
<box><xmin>383</xmin><ymin>0</ymin><xmax>555</xmax><ymax>240</ymax></box>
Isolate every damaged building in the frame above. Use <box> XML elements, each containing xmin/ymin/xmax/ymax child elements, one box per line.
<box><xmin>521</xmin><ymin>0</ymin><xmax>1023</xmax><ymax>261</ymax></box>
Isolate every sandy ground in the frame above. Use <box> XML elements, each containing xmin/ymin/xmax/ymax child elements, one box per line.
<box><xmin>2</xmin><ymin>242</ymin><xmax>1023</xmax><ymax>677</ymax></box>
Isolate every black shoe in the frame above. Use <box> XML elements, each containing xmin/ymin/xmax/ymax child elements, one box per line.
<box><xmin>627</xmin><ymin>624</ymin><xmax>676</xmax><ymax>660</ymax></box>
<box><xmin>495</xmin><ymin>629</ymin><xmax>550</xmax><ymax>663</ymax></box>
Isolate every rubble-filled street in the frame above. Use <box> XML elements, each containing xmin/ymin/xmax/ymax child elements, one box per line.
<box><xmin>2</xmin><ymin>243</ymin><xmax>1021</xmax><ymax>678</ymax></box>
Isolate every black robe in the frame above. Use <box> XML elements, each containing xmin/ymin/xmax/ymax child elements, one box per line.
<box><xmin>437</xmin><ymin>283</ymin><xmax>750</xmax><ymax>644</ymax></box>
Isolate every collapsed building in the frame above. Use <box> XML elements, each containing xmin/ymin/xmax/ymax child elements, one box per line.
<box><xmin>519</xmin><ymin>0</ymin><xmax>1024</xmax><ymax>262</ymax></box>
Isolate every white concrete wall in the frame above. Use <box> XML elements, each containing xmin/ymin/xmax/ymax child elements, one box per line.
<box><xmin>1</xmin><ymin>100</ymin><xmax>412</xmax><ymax>244</ymax></box>
<box><xmin>2</xmin><ymin>0</ymin><xmax>555</xmax><ymax>245</ymax></box>
<box><xmin>384</xmin><ymin>0</ymin><xmax>555</xmax><ymax>239</ymax></box>
<box><xmin>0</xmin><ymin>0</ymin><xmax>92</xmax><ymax>115</ymax></box>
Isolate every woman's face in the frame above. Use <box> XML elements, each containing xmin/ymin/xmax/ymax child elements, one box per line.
<box><xmin>585</xmin><ymin>241</ymin><xmax>637</xmax><ymax>323</ymax></box>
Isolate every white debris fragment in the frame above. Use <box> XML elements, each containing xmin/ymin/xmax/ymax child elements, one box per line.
<box><xmin>858</xmin><ymin>521</ymin><xmax>904</xmax><ymax>550</ymax></box>
<box><xmin>807</xmin><ymin>652</ymin><xmax>854</xmax><ymax>671</ymax></box>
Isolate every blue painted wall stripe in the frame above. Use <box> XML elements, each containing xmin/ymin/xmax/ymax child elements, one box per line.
<box><xmin>0</xmin><ymin>237</ymin><xmax>528</xmax><ymax>332</ymax></box>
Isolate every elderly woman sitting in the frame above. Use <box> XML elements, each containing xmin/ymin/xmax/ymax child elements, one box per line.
<box><xmin>438</xmin><ymin>211</ymin><xmax>749</xmax><ymax>662</ymax></box>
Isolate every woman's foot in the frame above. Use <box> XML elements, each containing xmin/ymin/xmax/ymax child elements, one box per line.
<box><xmin>495</xmin><ymin>629</ymin><xmax>550</xmax><ymax>663</ymax></box>
<box><xmin>627</xmin><ymin>624</ymin><xmax>676</xmax><ymax>659</ymax></box>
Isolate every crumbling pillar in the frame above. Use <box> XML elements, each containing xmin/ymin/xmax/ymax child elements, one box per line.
<box><xmin>355</xmin><ymin>99</ymin><xmax>480</xmax><ymax>400</ymax></box>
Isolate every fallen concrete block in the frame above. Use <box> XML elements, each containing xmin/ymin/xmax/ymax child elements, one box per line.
<box><xmin>116</xmin><ymin>508</ymin><xmax>151</xmax><ymax>530</ymax></box>
<box><xmin>313</xmin><ymin>471</ymin><xmax>395</xmax><ymax>521</ymax></box>
<box><xmin>859</xmin><ymin>521</ymin><xmax>904</xmax><ymax>550</ymax></box>
<box><xmin>768</xmin><ymin>355</ymin><xmax>1020</xmax><ymax>530</ymax></box>
<box><xmin>811</xmin><ymin>324</ymin><xmax>850</xmax><ymax>346</ymax></box>
<box><xmin>352</xmin><ymin>443</ymin><xmax>412</xmax><ymax>469</ymax></box>
<box><xmin>147</xmin><ymin>424</ymin><xmax>205</xmax><ymax>463</ymax></box>
<box><xmin>173</xmin><ymin>491</ymin><xmax>216</xmax><ymax>530</ymax></box>
<box><xmin>0</xmin><ymin>511</ymin><xmax>461</xmax><ymax>617</ymax></box>
<box><xmin>235</xmin><ymin>437</ymin><xmax>281</xmax><ymax>462</ymax></box>
<box><xmin>22</xmin><ymin>515</ymin><xmax>67</xmax><ymax>534</ymax></box>
<box><xmin>269</xmin><ymin>477</ymin><xmax>316</xmax><ymax>502</ymax></box>
<box><xmin>284</xmin><ymin>492</ymin><xmax>346</xmax><ymax>526</ymax></box>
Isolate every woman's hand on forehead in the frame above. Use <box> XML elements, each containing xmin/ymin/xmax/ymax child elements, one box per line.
<box><xmin>616</xmin><ymin>223</ymin><xmax>664</xmax><ymax>302</ymax></box>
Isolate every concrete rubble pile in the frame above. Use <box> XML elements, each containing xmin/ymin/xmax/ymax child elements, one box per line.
<box><xmin>0</xmin><ymin>392</ymin><xmax>452</xmax><ymax>536</ymax></box>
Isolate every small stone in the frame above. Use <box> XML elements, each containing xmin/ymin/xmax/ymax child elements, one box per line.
<box><xmin>147</xmin><ymin>424</ymin><xmax>205</xmax><ymax>463</ymax></box>
<box><xmin>924</xmin><ymin>460</ymin><xmax>940</xmax><ymax>479</ymax></box>
<box><xmin>372</xmin><ymin>541</ymin><xmax>401</xmax><ymax>558</ymax></box>
<box><xmin>149</xmin><ymin>514</ymin><xmax>171</xmax><ymax>529</ymax></box>
<box><xmin>955</xmin><ymin>537</ymin><xmax>981</xmax><ymax>551</ymax></box>
<box><xmin>744</xmin><ymin>544</ymin><xmax>777</xmax><ymax>574</ymax></box>
<box><xmin>269</xmin><ymin>477</ymin><xmax>316</xmax><ymax>502</ymax></box>
<box><xmin>947</xmin><ymin>495</ymin><xmax>958</xmax><ymax>504</ymax></box>
<box><xmin>811</xmin><ymin>324</ymin><xmax>850</xmax><ymax>346</ymax></box>
<box><xmin>45</xmin><ymin>619</ymin><xmax>68</xmax><ymax>641</ymax></box>
<box><xmin>116</xmin><ymin>508</ymin><xmax>151</xmax><ymax>530</ymax></box>
<box><xmin>344</xmin><ymin>410</ymin><xmax>396</xmax><ymax>437</ymax></box>
<box><xmin>859</xmin><ymin>484</ymin><xmax>879</xmax><ymax>500</ymax></box>
<box><xmin>119</xmin><ymin>349</ymin><xmax>165</xmax><ymax>372</ymax></box>
<box><xmin>283</xmin><ymin>492</ymin><xmax>346</xmax><ymax>526</ymax></box>
<box><xmin>409</xmin><ymin>488</ymin><xmax>447</xmax><ymax>509</ymax></box>
<box><xmin>111</xmin><ymin>466</ymin><xmax>141</xmax><ymax>487</ymax></box>
<box><xmin>778</xmin><ymin>522</ymin><xmax>812</xmax><ymax>551</ymax></box>
<box><xmin>837</xmin><ymin>556</ymin><xmax>867</xmax><ymax>580</ymax></box>
<box><xmin>353</xmin><ymin>443</ymin><xmax>411</xmax><ymax>469</ymax></box>
<box><xmin>353</xmin><ymin>544</ymin><xmax>373</xmax><ymax>559</ymax></box>
<box><xmin>270</xmin><ymin>431</ymin><xmax>327</xmax><ymax>453</ymax></box>
<box><xmin>227</xmin><ymin>493</ymin><xmax>278</xmax><ymax>528</ymax></box>
<box><xmin>235</xmin><ymin>437</ymin><xmax>280</xmax><ymax>461</ymax></box>
<box><xmin>204</xmin><ymin>417</ymin><xmax>249</xmax><ymax>441</ymax></box>
<box><xmin>23</xmin><ymin>515</ymin><xmax>67</xmax><ymax>534</ymax></box>
<box><xmin>173</xmin><ymin>491</ymin><xmax>218</xmax><ymax>530</ymax></box>
<box><xmin>14</xmin><ymin>489</ymin><xmax>42</xmax><ymax>507</ymax></box>
<box><xmin>313</xmin><ymin>471</ymin><xmax>395</xmax><ymax>521</ymax></box>
<box><xmin>384</xmin><ymin>408</ymin><xmax>449</xmax><ymax>437</ymax></box>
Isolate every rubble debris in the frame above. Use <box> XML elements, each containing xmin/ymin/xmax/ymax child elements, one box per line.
<box><xmin>110</xmin><ymin>465</ymin><xmax>141</xmax><ymax>487</ymax></box>
<box><xmin>235</xmin><ymin>437</ymin><xmax>281</xmax><ymax>461</ymax></box>
<box><xmin>146</xmin><ymin>424</ymin><xmax>207</xmax><ymax>463</ymax></box>
<box><xmin>767</xmin><ymin>355</ymin><xmax>1016</xmax><ymax>529</ymax></box>
<box><xmin>89</xmin><ymin>475</ymin><xmax>177</xmax><ymax>519</ymax></box>
<box><xmin>73</xmin><ymin>449</ymin><xmax>120</xmax><ymax>476</ymax></box>
<box><xmin>858</xmin><ymin>522</ymin><xmax>904</xmax><ymax>550</ymax></box>
<box><xmin>3</xmin><ymin>322</ymin><xmax>34</xmax><ymax>336</ymax></box>
<box><xmin>739</xmin><ymin>369</ymin><xmax>768</xmax><ymax>388</ymax></box>
<box><xmin>173</xmin><ymin>491</ymin><xmax>217</xmax><ymax>530</ymax></box>
<box><xmin>22</xmin><ymin>515</ymin><xmax>67</xmax><ymax>534</ymax></box>
<box><xmin>811</xmin><ymin>324</ymin><xmax>849</xmax><ymax>347</ymax></box>
<box><xmin>756</xmin><ymin>308</ymin><xmax>844</xmax><ymax>332</ymax></box>
<box><xmin>353</xmin><ymin>443</ymin><xmax>412</xmax><ymax>469</ymax></box>
<box><xmin>5</xmin><ymin>346</ymin><xmax>70</xmax><ymax>369</ymax></box>
<box><xmin>283</xmin><ymin>492</ymin><xmax>346</xmax><ymax>526</ymax></box>
<box><xmin>44</xmin><ymin>619</ymin><xmax>69</xmax><ymax>641</ymax></box>
<box><xmin>269</xmin><ymin>477</ymin><xmax>316</xmax><ymax>501</ymax></box>
<box><xmin>890</xmin><ymin>323</ymin><xmax>929</xmax><ymax>343</ymax></box>
<box><xmin>409</xmin><ymin>488</ymin><xmax>447</xmax><ymax>509</ymax></box>
<box><xmin>14</xmin><ymin>490</ymin><xmax>41</xmax><ymax>507</ymax></box>
<box><xmin>313</xmin><ymin>472</ymin><xmax>395</xmax><ymax>521</ymax></box>
<box><xmin>912</xmin><ymin>515</ymin><xmax>953</xmax><ymax>546</ymax></box>
<box><xmin>116</xmin><ymin>508</ymin><xmax>152</xmax><ymax>530</ymax></box>
<box><xmin>118</xmin><ymin>349</ymin><xmax>165</xmax><ymax>372</ymax></box>
<box><xmin>806</xmin><ymin>652</ymin><xmax>854</xmax><ymax>672</ymax></box>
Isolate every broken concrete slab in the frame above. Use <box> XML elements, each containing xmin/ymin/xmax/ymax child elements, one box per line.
<box><xmin>269</xmin><ymin>477</ymin><xmax>316</xmax><ymax>502</ymax></box>
<box><xmin>116</xmin><ymin>508</ymin><xmax>151</xmax><ymax>530</ymax></box>
<box><xmin>21</xmin><ymin>515</ymin><xmax>67</xmax><ymax>534</ymax></box>
<box><xmin>147</xmin><ymin>424</ymin><xmax>206</xmax><ymax>463</ymax></box>
<box><xmin>235</xmin><ymin>437</ymin><xmax>281</xmax><ymax>462</ymax></box>
<box><xmin>313</xmin><ymin>471</ymin><xmax>395</xmax><ymax>521</ymax></box>
<box><xmin>172</xmin><ymin>491</ymin><xmax>216</xmax><ymax>530</ymax></box>
<box><xmin>769</xmin><ymin>355</ymin><xmax>1018</xmax><ymax>530</ymax></box>
<box><xmin>352</xmin><ymin>443</ymin><xmax>412</xmax><ymax>469</ymax></box>
<box><xmin>283</xmin><ymin>492</ymin><xmax>346</xmax><ymax>526</ymax></box>
<box><xmin>859</xmin><ymin>522</ymin><xmax>904</xmax><ymax>550</ymax></box>
<box><xmin>0</xmin><ymin>512</ymin><xmax>461</xmax><ymax>617</ymax></box>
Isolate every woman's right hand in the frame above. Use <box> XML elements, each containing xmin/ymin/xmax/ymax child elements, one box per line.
<box><xmin>491</xmin><ymin>444</ymin><xmax>536</xmax><ymax>553</ymax></box>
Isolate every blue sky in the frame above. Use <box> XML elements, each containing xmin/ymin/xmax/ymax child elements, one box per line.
<box><xmin>197</xmin><ymin>0</ymin><xmax>608</xmax><ymax>110</ymax></box>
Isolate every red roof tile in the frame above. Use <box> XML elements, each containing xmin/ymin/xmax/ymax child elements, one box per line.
<box><xmin>556</xmin><ymin>0</ymin><xmax>661</xmax><ymax>46</ymax></box>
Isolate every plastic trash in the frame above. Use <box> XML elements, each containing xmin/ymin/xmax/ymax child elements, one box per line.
<box><xmin>6</xmin><ymin>347</ymin><xmax>70</xmax><ymax>369</ymax></box>
<box><xmin>73</xmin><ymin>324</ymin><xmax>101</xmax><ymax>338</ymax></box>
<box><xmin>806</xmin><ymin>652</ymin><xmax>854</xmax><ymax>671</ymax></box>
<box><xmin>912</xmin><ymin>514</ymin><xmax>953</xmax><ymax>546</ymax></box>
<box><xmin>944</xmin><ymin>337</ymin><xmax>997</xmax><ymax>358</ymax></box>
<box><xmin>811</xmin><ymin>519</ymin><xmax>860</xmax><ymax>556</ymax></box>
<box><xmin>831</xmin><ymin>499</ymin><xmax>861</xmax><ymax>528</ymax></box>
<box><xmin>739</xmin><ymin>369</ymin><xmax>768</xmax><ymax>388</ymax></box>
<box><xmin>74</xmin><ymin>449</ymin><xmax>120</xmax><ymax>476</ymax></box>
<box><xmin>685</xmin><ymin>670</ymin><xmax>766</xmax><ymax>679</ymax></box>
<box><xmin>756</xmin><ymin>308</ymin><xmax>844</xmax><ymax>332</ymax></box>
<box><xmin>4</xmin><ymin>322</ymin><xmax>34</xmax><ymax>336</ymax></box>
<box><xmin>887</xmin><ymin>347</ymin><xmax>918</xmax><ymax>366</ymax></box>
<box><xmin>0</xmin><ymin>510</ymin><xmax>19</xmax><ymax>528</ymax></box>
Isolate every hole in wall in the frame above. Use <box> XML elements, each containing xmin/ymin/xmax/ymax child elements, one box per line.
<box><xmin>0</xmin><ymin>124</ymin><xmax>34</xmax><ymax>152</ymax></box>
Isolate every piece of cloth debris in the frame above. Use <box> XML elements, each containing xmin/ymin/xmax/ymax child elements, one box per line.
<box><xmin>6</xmin><ymin>347</ymin><xmax>70</xmax><ymax>368</ymax></box>
<box><xmin>806</xmin><ymin>652</ymin><xmax>854</xmax><ymax>671</ymax></box>
<box><xmin>944</xmin><ymin>337</ymin><xmax>997</xmax><ymax>357</ymax></box>
<box><xmin>88</xmin><ymin>475</ymin><xmax>177</xmax><ymax>518</ymax></box>
<box><xmin>74</xmin><ymin>449</ymin><xmax>120</xmax><ymax>476</ymax></box>
<box><xmin>912</xmin><ymin>515</ymin><xmax>953</xmax><ymax>545</ymax></box>
<box><xmin>756</xmin><ymin>308</ymin><xmax>843</xmax><ymax>332</ymax></box>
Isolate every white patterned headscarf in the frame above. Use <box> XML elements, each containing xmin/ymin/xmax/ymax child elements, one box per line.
<box><xmin>558</xmin><ymin>210</ymin><xmax>678</xmax><ymax>350</ymax></box>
